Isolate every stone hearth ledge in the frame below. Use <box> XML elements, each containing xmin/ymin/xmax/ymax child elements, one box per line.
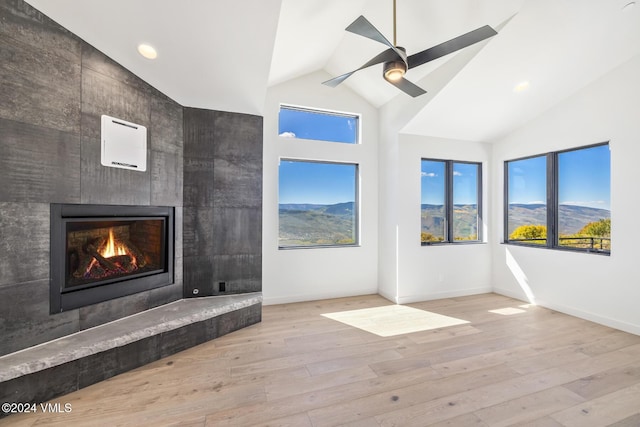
<box><xmin>0</xmin><ymin>293</ymin><xmax>262</xmax><ymax>382</ymax></box>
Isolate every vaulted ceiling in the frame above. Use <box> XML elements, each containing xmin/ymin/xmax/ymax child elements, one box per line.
<box><xmin>25</xmin><ymin>0</ymin><xmax>640</xmax><ymax>142</ymax></box>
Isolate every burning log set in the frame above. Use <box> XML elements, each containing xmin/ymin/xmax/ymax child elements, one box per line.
<box><xmin>69</xmin><ymin>228</ymin><xmax>148</xmax><ymax>281</ymax></box>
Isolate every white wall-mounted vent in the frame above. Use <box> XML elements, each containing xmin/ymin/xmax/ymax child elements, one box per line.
<box><xmin>101</xmin><ymin>115</ymin><xmax>147</xmax><ymax>171</ymax></box>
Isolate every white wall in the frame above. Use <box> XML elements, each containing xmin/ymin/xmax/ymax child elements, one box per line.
<box><xmin>396</xmin><ymin>135</ymin><xmax>493</xmax><ymax>303</ymax></box>
<box><xmin>491</xmin><ymin>54</ymin><xmax>640</xmax><ymax>334</ymax></box>
<box><xmin>262</xmin><ymin>71</ymin><xmax>379</xmax><ymax>304</ymax></box>
<box><xmin>377</xmin><ymin>40</ymin><xmax>497</xmax><ymax>303</ymax></box>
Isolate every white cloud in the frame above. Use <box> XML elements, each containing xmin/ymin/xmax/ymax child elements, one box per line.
<box><xmin>421</xmin><ymin>172</ymin><xmax>437</xmax><ymax>177</ymax></box>
<box><xmin>453</xmin><ymin>171</ymin><xmax>462</xmax><ymax>176</ymax></box>
<box><xmin>279</xmin><ymin>131</ymin><xmax>296</xmax><ymax>138</ymax></box>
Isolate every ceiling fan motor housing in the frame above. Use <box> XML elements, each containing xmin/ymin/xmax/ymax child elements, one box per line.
<box><xmin>383</xmin><ymin>46</ymin><xmax>407</xmax><ymax>81</ymax></box>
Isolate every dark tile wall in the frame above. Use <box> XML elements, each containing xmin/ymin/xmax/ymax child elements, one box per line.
<box><xmin>0</xmin><ymin>0</ymin><xmax>184</xmax><ymax>356</ymax></box>
<box><xmin>183</xmin><ymin>109</ymin><xmax>263</xmax><ymax>297</ymax></box>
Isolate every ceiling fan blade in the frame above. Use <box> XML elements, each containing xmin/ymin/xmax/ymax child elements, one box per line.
<box><xmin>407</xmin><ymin>25</ymin><xmax>497</xmax><ymax>69</ymax></box>
<box><xmin>322</xmin><ymin>48</ymin><xmax>400</xmax><ymax>88</ymax></box>
<box><xmin>387</xmin><ymin>77</ymin><xmax>427</xmax><ymax>97</ymax></box>
<box><xmin>346</xmin><ymin>16</ymin><xmax>407</xmax><ymax>64</ymax></box>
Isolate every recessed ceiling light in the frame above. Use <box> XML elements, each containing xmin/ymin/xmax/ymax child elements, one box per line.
<box><xmin>137</xmin><ymin>44</ymin><xmax>157</xmax><ymax>60</ymax></box>
<box><xmin>514</xmin><ymin>81</ymin><xmax>530</xmax><ymax>93</ymax></box>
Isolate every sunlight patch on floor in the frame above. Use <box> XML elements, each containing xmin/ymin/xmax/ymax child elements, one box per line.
<box><xmin>488</xmin><ymin>307</ymin><xmax>527</xmax><ymax>316</ymax></box>
<box><xmin>321</xmin><ymin>305</ymin><xmax>469</xmax><ymax>337</ymax></box>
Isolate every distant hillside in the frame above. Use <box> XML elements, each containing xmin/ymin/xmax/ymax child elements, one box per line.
<box><xmin>279</xmin><ymin>203</ymin><xmax>327</xmax><ymax>211</ymax></box>
<box><xmin>279</xmin><ymin>202</ymin><xmax>355</xmax><ymax>246</ymax></box>
<box><xmin>508</xmin><ymin>204</ymin><xmax>610</xmax><ymax>235</ymax></box>
<box><xmin>421</xmin><ymin>204</ymin><xmax>478</xmax><ymax>239</ymax></box>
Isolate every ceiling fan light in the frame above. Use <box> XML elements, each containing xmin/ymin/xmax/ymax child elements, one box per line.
<box><xmin>383</xmin><ymin>61</ymin><xmax>407</xmax><ymax>82</ymax></box>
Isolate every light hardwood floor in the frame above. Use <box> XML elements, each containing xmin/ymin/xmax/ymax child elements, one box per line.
<box><xmin>3</xmin><ymin>293</ymin><xmax>640</xmax><ymax>426</ymax></box>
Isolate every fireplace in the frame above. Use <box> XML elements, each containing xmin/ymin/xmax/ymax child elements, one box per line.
<box><xmin>50</xmin><ymin>204</ymin><xmax>174</xmax><ymax>313</ymax></box>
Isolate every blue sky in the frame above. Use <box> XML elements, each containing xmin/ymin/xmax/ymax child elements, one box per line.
<box><xmin>558</xmin><ymin>144</ymin><xmax>610</xmax><ymax>210</ymax></box>
<box><xmin>279</xmin><ymin>107</ymin><xmax>357</xmax><ymax>144</ymax></box>
<box><xmin>279</xmin><ymin>160</ymin><xmax>356</xmax><ymax>205</ymax></box>
<box><xmin>508</xmin><ymin>144</ymin><xmax>610</xmax><ymax>210</ymax></box>
<box><xmin>421</xmin><ymin>161</ymin><xmax>478</xmax><ymax>205</ymax></box>
<box><xmin>507</xmin><ymin>155</ymin><xmax>547</xmax><ymax>205</ymax></box>
<box><xmin>421</xmin><ymin>160</ymin><xmax>445</xmax><ymax>205</ymax></box>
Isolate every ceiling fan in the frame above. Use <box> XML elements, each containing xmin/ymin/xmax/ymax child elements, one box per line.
<box><xmin>322</xmin><ymin>0</ymin><xmax>498</xmax><ymax>97</ymax></box>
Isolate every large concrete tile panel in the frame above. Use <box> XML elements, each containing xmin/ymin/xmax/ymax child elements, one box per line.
<box><xmin>76</xmin><ymin>282</ymin><xmax>181</xmax><ymax>331</ymax></box>
<box><xmin>174</xmin><ymin>255</ymin><xmax>184</xmax><ymax>290</ymax></box>
<box><xmin>183</xmin><ymin>255</ymin><xmax>215</xmax><ymax>297</ymax></box>
<box><xmin>183</xmin><ymin>107</ymin><xmax>216</xmax><ymax>159</ymax></box>
<box><xmin>76</xmin><ymin>348</ymin><xmax>120</xmax><ymax>388</ymax></box>
<box><xmin>212</xmin><ymin>254</ymin><xmax>262</xmax><ymax>294</ymax></box>
<box><xmin>0</xmin><ymin>0</ymin><xmax>81</xmax><ymax>63</ymax></box>
<box><xmin>145</xmin><ymin>281</ymin><xmax>183</xmax><ymax>312</ymax></box>
<box><xmin>213</xmin><ymin>157</ymin><xmax>262</xmax><ymax>208</ymax></box>
<box><xmin>0</xmin><ymin>118</ymin><xmax>81</xmax><ymax>203</ymax></box>
<box><xmin>0</xmin><ymin>279</ymin><xmax>79</xmax><ymax>356</ymax></box>
<box><xmin>0</xmin><ymin>202</ymin><xmax>50</xmax><ymax>286</ymax></box>
<box><xmin>150</xmin><ymin>96</ymin><xmax>183</xmax><ymax>154</ymax></box>
<box><xmin>212</xmin><ymin>207</ymin><xmax>262</xmax><ymax>255</ymax></box>
<box><xmin>213</xmin><ymin>111</ymin><xmax>263</xmax><ymax>161</ymax></box>
<box><xmin>81</xmin><ymin>67</ymin><xmax>150</xmax><ymax>136</ymax></box>
<box><xmin>77</xmin><ymin>291</ymin><xmax>149</xmax><ymax>331</ymax></box>
<box><xmin>151</xmin><ymin>149</ymin><xmax>183</xmax><ymax>207</ymax></box>
<box><xmin>76</xmin><ymin>282</ymin><xmax>180</xmax><ymax>331</ymax></box>
<box><xmin>216</xmin><ymin>303</ymin><xmax>262</xmax><ymax>337</ymax></box>
<box><xmin>0</xmin><ymin>1</ymin><xmax>81</xmax><ymax>133</ymax></box>
<box><xmin>182</xmin><ymin>206</ymin><xmax>215</xmax><ymax>258</ymax></box>
<box><xmin>174</xmin><ymin>206</ymin><xmax>183</xmax><ymax>260</ymax></box>
<box><xmin>0</xmin><ymin>37</ymin><xmax>81</xmax><ymax>133</ymax></box>
<box><xmin>158</xmin><ymin>324</ymin><xmax>207</xmax><ymax>359</ymax></box>
<box><xmin>81</xmin><ymin>43</ymin><xmax>171</xmax><ymax>101</ymax></box>
<box><xmin>0</xmin><ymin>359</ymin><xmax>80</xmax><ymax>405</ymax></box>
<box><xmin>183</xmin><ymin>157</ymin><xmax>215</xmax><ymax>207</ymax></box>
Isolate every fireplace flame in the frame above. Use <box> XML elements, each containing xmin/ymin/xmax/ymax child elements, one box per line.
<box><xmin>101</xmin><ymin>229</ymin><xmax>128</xmax><ymax>258</ymax></box>
<box><xmin>80</xmin><ymin>227</ymin><xmax>143</xmax><ymax>279</ymax></box>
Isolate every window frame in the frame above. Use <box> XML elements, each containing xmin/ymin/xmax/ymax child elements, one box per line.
<box><xmin>278</xmin><ymin>159</ymin><xmax>360</xmax><ymax>250</ymax></box>
<box><xmin>421</xmin><ymin>158</ymin><xmax>483</xmax><ymax>245</ymax></box>
<box><xmin>503</xmin><ymin>141</ymin><xmax>610</xmax><ymax>255</ymax></box>
<box><xmin>278</xmin><ymin>104</ymin><xmax>360</xmax><ymax>145</ymax></box>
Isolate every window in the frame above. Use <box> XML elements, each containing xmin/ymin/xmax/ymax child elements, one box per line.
<box><xmin>505</xmin><ymin>142</ymin><xmax>610</xmax><ymax>253</ymax></box>
<box><xmin>421</xmin><ymin>159</ymin><xmax>482</xmax><ymax>244</ymax></box>
<box><xmin>506</xmin><ymin>155</ymin><xmax>547</xmax><ymax>245</ymax></box>
<box><xmin>278</xmin><ymin>105</ymin><xmax>358</xmax><ymax>144</ymax></box>
<box><xmin>279</xmin><ymin>160</ymin><xmax>358</xmax><ymax>248</ymax></box>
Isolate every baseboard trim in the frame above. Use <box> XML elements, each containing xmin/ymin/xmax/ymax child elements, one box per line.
<box><xmin>262</xmin><ymin>288</ymin><xmax>378</xmax><ymax>305</ymax></box>
<box><xmin>395</xmin><ymin>286</ymin><xmax>494</xmax><ymax>305</ymax></box>
<box><xmin>493</xmin><ymin>287</ymin><xmax>640</xmax><ymax>336</ymax></box>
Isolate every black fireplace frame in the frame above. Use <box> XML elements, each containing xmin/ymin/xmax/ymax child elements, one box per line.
<box><xmin>50</xmin><ymin>204</ymin><xmax>175</xmax><ymax>314</ymax></box>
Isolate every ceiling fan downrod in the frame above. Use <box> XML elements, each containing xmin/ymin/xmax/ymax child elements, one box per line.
<box><xmin>393</xmin><ymin>0</ymin><xmax>397</xmax><ymax>46</ymax></box>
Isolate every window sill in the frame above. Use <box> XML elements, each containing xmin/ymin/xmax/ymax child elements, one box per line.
<box><xmin>501</xmin><ymin>241</ymin><xmax>610</xmax><ymax>256</ymax></box>
<box><xmin>421</xmin><ymin>241</ymin><xmax>486</xmax><ymax>247</ymax></box>
<box><xmin>279</xmin><ymin>244</ymin><xmax>361</xmax><ymax>250</ymax></box>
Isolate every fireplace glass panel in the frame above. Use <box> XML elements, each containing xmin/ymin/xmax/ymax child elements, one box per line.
<box><xmin>65</xmin><ymin>218</ymin><xmax>166</xmax><ymax>289</ymax></box>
